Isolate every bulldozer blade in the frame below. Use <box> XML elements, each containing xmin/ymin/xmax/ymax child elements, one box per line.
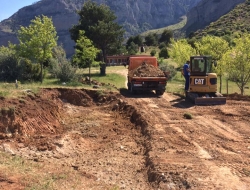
<box><xmin>194</xmin><ymin>97</ymin><xmax>226</xmax><ymax>105</ymax></box>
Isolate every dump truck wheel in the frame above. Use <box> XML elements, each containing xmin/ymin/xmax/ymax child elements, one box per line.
<box><xmin>156</xmin><ymin>90</ymin><xmax>164</xmax><ymax>96</ymax></box>
<box><xmin>128</xmin><ymin>83</ymin><xmax>131</xmax><ymax>91</ymax></box>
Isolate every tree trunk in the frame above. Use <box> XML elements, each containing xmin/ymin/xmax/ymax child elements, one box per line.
<box><xmin>219</xmin><ymin>75</ymin><xmax>222</xmax><ymax>93</ymax></box>
<box><xmin>226</xmin><ymin>79</ymin><xmax>228</xmax><ymax>95</ymax></box>
<box><xmin>89</xmin><ymin>60</ymin><xmax>91</xmax><ymax>85</ymax></box>
<box><xmin>241</xmin><ymin>83</ymin><xmax>244</xmax><ymax>95</ymax></box>
<box><xmin>40</xmin><ymin>63</ymin><xmax>43</xmax><ymax>83</ymax></box>
<box><xmin>102</xmin><ymin>48</ymin><xmax>107</xmax><ymax>64</ymax></box>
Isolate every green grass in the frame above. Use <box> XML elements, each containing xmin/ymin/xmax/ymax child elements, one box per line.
<box><xmin>79</xmin><ymin>66</ymin><xmax>126</xmax><ymax>89</ymax></box>
<box><xmin>1</xmin><ymin>64</ymin><xmax>249</xmax><ymax>99</ymax></box>
<box><xmin>167</xmin><ymin>72</ymin><xmax>186</xmax><ymax>95</ymax></box>
<box><xmin>0</xmin><ymin>66</ymin><xmax>127</xmax><ymax>98</ymax></box>
<box><xmin>167</xmin><ymin>71</ymin><xmax>250</xmax><ymax>95</ymax></box>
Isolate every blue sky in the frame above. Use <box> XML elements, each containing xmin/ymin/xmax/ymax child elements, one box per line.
<box><xmin>0</xmin><ymin>0</ymin><xmax>35</xmax><ymax>21</ymax></box>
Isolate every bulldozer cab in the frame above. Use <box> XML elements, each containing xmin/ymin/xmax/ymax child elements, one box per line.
<box><xmin>190</xmin><ymin>56</ymin><xmax>214</xmax><ymax>76</ymax></box>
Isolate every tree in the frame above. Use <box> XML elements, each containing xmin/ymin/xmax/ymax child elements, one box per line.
<box><xmin>194</xmin><ymin>36</ymin><xmax>229</xmax><ymax>93</ymax></box>
<box><xmin>222</xmin><ymin>33</ymin><xmax>250</xmax><ymax>95</ymax></box>
<box><xmin>70</xmin><ymin>1</ymin><xmax>124</xmax><ymax>63</ymax></box>
<box><xmin>144</xmin><ymin>33</ymin><xmax>158</xmax><ymax>46</ymax></box>
<box><xmin>126</xmin><ymin>35</ymin><xmax>143</xmax><ymax>48</ymax></box>
<box><xmin>0</xmin><ymin>46</ymin><xmax>19</xmax><ymax>81</ymax></box>
<box><xmin>17</xmin><ymin>15</ymin><xmax>58</xmax><ymax>82</ymax></box>
<box><xmin>72</xmin><ymin>30</ymin><xmax>100</xmax><ymax>81</ymax></box>
<box><xmin>150</xmin><ymin>49</ymin><xmax>156</xmax><ymax>56</ymax></box>
<box><xmin>168</xmin><ymin>39</ymin><xmax>196</xmax><ymax>68</ymax></box>
<box><xmin>159</xmin><ymin>29</ymin><xmax>173</xmax><ymax>45</ymax></box>
<box><xmin>50</xmin><ymin>45</ymin><xmax>77</xmax><ymax>82</ymax></box>
<box><xmin>159</xmin><ymin>47</ymin><xmax>169</xmax><ymax>59</ymax></box>
<box><xmin>127</xmin><ymin>42</ymin><xmax>138</xmax><ymax>55</ymax></box>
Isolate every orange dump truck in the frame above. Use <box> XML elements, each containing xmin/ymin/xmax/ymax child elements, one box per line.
<box><xmin>127</xmin><ymin>56</ymin><xmax>168</xmax><ymax>95</ymax></box>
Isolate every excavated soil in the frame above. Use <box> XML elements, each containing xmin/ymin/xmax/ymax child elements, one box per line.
<box><xmin>128</xmin><ymin>62</ymin><xmax>165</xmax><ymax>77</ymax></box>
<box><xmin>1</xmin><ymin>88</ymin><xmax>250</xmax><ymax>190</ymax></box>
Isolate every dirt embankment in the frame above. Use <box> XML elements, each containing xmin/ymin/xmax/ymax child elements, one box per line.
<box><xmin>0</xmin><ymin>88</ymin><xmax>250</xmax><ymax>189</ymax></box>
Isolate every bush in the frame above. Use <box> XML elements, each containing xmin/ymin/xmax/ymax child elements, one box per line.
<box><xmin>158</xmin><ymin>42</ymin><xmax>166</xmax><ymax>49</ymax></box>
<box><xmin>159</xmin><ymin>47</ymin><xmax>169</xmax><ymax>59</ymax></box>
<box><xmin>184</xmin><ymin>113</ymin><xmax>193</xmax><ymax>119</ymax></box>
<box><xmin>0</xmin><ymin>55</ymin><xmax>19</xmax><ymax>81</ymax></box>
<box><xmin>18</xmin><ymin>59</ymin><xmax>41</xmax><ymax>82</ymax></box>
<box><xmin>150</xmin><ymin>49</ymin><xmax>156</xmax><ymax>56</ymax></box>
<box><xmin>50</xmin><ymin>59</ymin><xmax>77</xmax><ymax>82</ymax></box>
<box><xmin>158</xmin><ymin>60</ymin><xmax>177</xmax><ymax>80</ymax></box>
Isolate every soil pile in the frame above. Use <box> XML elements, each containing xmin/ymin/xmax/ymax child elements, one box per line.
<box><xmin>128</xmin><ymin>62</ymin><xmax>165</xmax><ymax>77</ymax></box>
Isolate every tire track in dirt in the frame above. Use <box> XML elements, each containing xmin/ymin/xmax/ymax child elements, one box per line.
<box><xmin>127</xmin><ymin>94</ymin><xmax>250</xmax><ymax>189</ymax></box>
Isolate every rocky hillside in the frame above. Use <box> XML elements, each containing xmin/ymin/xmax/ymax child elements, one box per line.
<box><xmin>192</xmin><ymin>0</ymin><xmax>250</xmax><ymax>39</ymax></box>
<box><xmin>0</xmin><ymin>0</ymin><xmax>201</xmax><ymax>57</ymax></box>
<box><xmin>184</xmin><ymin>0</ymin><xmax>245</xmax><ymax>36</ymax></box>
<box><xmin>0</xmin><ymin>0</ymin><xmax>245</xmax><ymax>57</ymax></box>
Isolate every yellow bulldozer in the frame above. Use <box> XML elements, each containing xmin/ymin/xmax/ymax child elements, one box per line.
<box><xmin>185</xmin><ymin>55</ymin><xmax>226</xmax><ymax>105</ymax></box>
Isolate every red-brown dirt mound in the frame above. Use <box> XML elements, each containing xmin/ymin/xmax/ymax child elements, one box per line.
<box><xmin>224</xmin><ymin>93</ymin><xmax>250</xmax><ymax>101</ymax></box>
<box><xmin>0</xmin><ymin>88</ymin><xmax>122</xmax><ymax>140</ymax></box>
<box><xmin>128</xmin><ymin>62</ymin><xmax>165</xmax><ymax>77</ymax></box>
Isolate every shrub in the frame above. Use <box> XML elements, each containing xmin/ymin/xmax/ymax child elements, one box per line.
<box><xmin>49</xmin><ymin>57</ymin><xmax>77</xmax><ymax>82</ymax></box>
<box><xmin>158</xmin><ymin>60</ymin><xmax>177</xmax><ymax>80</ymax></box>
<box><xmin>158</xmin><ymin>42</ymin><xmax>166</xmax><ymax>49</ymax></box>
<box><xmin>183</xmin><ymin>113</ymin><xmax>193</xmax><ymax>119</ymax></box>
<box><xmin>150</xmin><ymin>49</ymin><xmax>156</xmax><ymax>56</ymax></box>
<box><xmin>159</xmin><ymin>47</ymin><xmax>169</xmax><ymax>59</ymax></box>
<box><xmin>57</xmin><ymin>60</ymin><xmax>77</xmax><ymax>82</ymax></box>
<box><xmin>18</xmin><ymin>59</ymin><xmax>41</xmax><ymax>82</ymax></box>
<box><xmin>0</xmin><ymin>55</ymin><xmax>19</xmax><ymax>82</ymax></box>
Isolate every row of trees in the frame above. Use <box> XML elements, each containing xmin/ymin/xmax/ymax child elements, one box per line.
<box><xmin>1</xmin><ymin>0</ymin><xmax>249</xmax><ymax>95</ymax></box>
<box><xmin>126</xmin><ymin>30</ymin><xmax>173</xmax><ymax>56</ymax></box>
<box><xmin>168</xmin><ymin>34</ymin><xmax>250</xmax><ymax>95</ymax></box>
<box><xmin>0</xmin><ymin>15</ymin><xmax>59</xmax><ymax>83</ymax></box>
<box><xmin>0</xmin><ymin>1</ymin><xmax>126</xmax><ymax>83</ymax></box>
<box><xmin>0</xmin><ymin>0</ymin><xmax>174</xmax><ymax>84</ymax></box>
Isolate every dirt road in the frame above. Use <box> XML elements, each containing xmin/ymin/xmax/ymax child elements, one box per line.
<box><xmin>0</xmin><ymin>88</ymin><xmax>250</xmax><ymax>189</ymax></box>
<box><xmin>126</xmin><ymin>92</ymin><xmax>250</xmax><ymax>189</ymax></box>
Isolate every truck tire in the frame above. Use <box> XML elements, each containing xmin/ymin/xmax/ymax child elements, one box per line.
<box><xmin>156</xmin><ymin>90</ymin><xmax>164</xmax><ymax>96</ymax></box>
<box><xmin>128</xmin><ymin>83</ymin><xmax>136</xmax><ymax>94</ymax></box>
<box><xmin>127</xmin><ymin>83</ymin><xmax>131</xmax><ymax>91</ymax></box>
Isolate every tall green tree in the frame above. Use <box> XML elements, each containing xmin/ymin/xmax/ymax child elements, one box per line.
<box><xmin>144</xmin><ymin>33</ymin><xmax>158</xmax><ymax>46</ymax></box>
<box><xmin>194</xmin><ymin>36</ymin><xmax>229</xmax><ymax>93</ymax></box>
<box><xmin>127</xmin><ymin>42</ymin><xmax>138</xmax><ymax>55</ymax></box>
<box><xmin>70</xmin><ymin>1</ymin><xmax>124</xmax><ymax>63</ymax></box>
<box><xmin>159</xmin><ymin>29</ymin><xmax>173</xmax><ymax>45</ymax></box>
<box><xmin>72</xmin><ymin>30</ymin><xmax>100</xmax><ymax>81</ymax></box>
<box><xmin>126</xmin><ymin>35</ymin><xmax>143</xmax><ymax>49</ymax></box>
<box><xmin>168</xmin><ymin>39</ymin><xmax>196</xmax><ymax>68</ymax></box>
<box><xmin>16</xmin><ymin>15</ymin><xmax>58</xmax><ymax>82</ymax></box>
<box><xmin>222</xmin><ymin>33</ymin><xmax>250</xmax><ymax>95</ymax></box>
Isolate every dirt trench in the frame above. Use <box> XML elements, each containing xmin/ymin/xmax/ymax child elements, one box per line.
<box><xmin>1</xmin><ymin>88</ymin><xmax>250</xmax><ymax>190</ymax></box>
<box><xmin>0</xmin><ymin>88</ymin><xmax>155</xmax><ymax>189</ymax></box>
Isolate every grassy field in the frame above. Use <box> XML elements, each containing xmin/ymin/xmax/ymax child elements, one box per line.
<box><xmin>168</xmin><ymin>71</ymin><xmax>250</xmax><ymax>95</ymax></box>
<box><xmin>1</xmin><ymin>63</ymin><xmax>249</xmax><ymax>98</ymax></box>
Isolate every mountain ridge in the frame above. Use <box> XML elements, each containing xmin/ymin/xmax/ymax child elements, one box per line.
<box><xmin>0</xmin><ymin>0</ymin><xmax>201</xmax><ymax>57</ymax></box>
<box><xmin>184</xmin><ymin>0</ymin><xmax>245</xmax><ymax>35</ymax></box>
<box><xmin>0</xmin><ymin>0</ymin><xmax>245</xmax><ymax>57</ymax></box>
